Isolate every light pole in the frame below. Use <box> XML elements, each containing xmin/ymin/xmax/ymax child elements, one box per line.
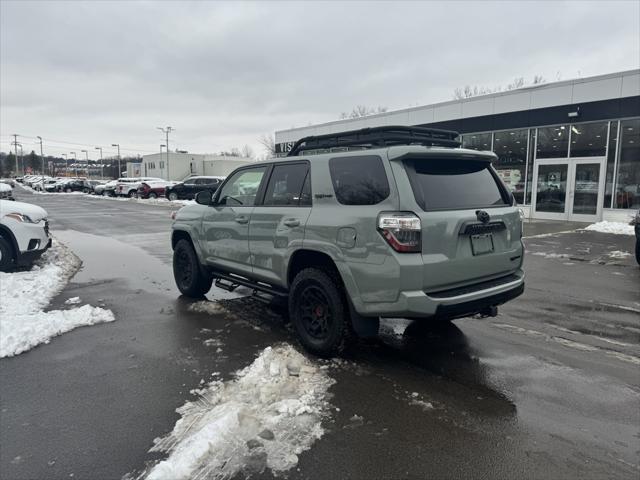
<box><xmin>95</xmin><ymin>146</ymin><xmax>103</xmax><ymax>179</ymax></box>
<box><xmin>36</xmin><ymin>136</ymin><xmax>44</xmax><ymax>176</ymax></box>
<box><xmin>160</xmin><ymin>144</ymin><xmax>166</xmax><ymax>179</ymax></box>
<box><xmin>111</xmin><ymin>143</ymin><xmax>121</xmax><ymax>179</ymax></box>
<box><xmin>70</xmin><ymin>151</ymin><xmax>77</xmax><ymax>177</ymax></box>
<box><xmin>61</xmin><ymin>154</ymin><xmax>68</xmax><ymax>176</ymax></box>
<box><xmin>16</xmin><ymin>142</ymin><xmax>24</xmax><ymax>176</ymax></box>
<box><xmin>12</xmin><ymin>134</ymin><xmax>19</xmax><ymax>175</ymax></box>
<box><xmin>156</xmin><ymin>126</ymin><xmax>173</xmax><ymax>180</ymax></box>
<box><xmin>81</xmin><ymin>149</ymin><xmax>89</xmax><ymax>178</ymax></box>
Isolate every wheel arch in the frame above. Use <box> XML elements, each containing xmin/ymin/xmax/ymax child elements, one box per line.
<box><xmin>0</xmin><ymin>224</ymin><xmax>19</xmax><ymax>258</ymax></box>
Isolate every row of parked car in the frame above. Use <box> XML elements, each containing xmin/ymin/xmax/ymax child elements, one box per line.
<box><xmin>16</xmin><ymin>175</ymin><xmax>225</xmax><ymax>200</ymax></box>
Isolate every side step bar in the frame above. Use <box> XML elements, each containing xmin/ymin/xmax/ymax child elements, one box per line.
<box><xmin>209</xmin><ymin>269</ymin><xmax>288</xmax><ymax>298</ymax></box>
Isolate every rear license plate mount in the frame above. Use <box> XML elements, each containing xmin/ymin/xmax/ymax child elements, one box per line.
<box><xmin>470</xmin><ymin>233</ymin><xmax>494</xmax><ymax>255</ymax></box>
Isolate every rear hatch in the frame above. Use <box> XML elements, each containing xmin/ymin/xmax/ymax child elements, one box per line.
<box><xmin>396</xmin><ymin>150</ymin><xmax>522</xmax><ymax>293</ymax></box>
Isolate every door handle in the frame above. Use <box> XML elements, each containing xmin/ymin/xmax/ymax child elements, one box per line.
<box><xmin>234</xmin><ymin>215</ymin><xmax>249</xmax><ymax>224</ymax></box>
<box><xmin>283</xmin><ymin>219</ymin><xmax>300</xmax><ymax>227</ymax></box>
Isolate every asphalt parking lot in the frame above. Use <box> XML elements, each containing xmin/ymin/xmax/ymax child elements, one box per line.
<box><xmin>1</xmin><ymin>188</ymin><xmax>639</xmax><ymax>480</ymax></box>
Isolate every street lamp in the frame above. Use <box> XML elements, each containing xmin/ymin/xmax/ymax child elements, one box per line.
<box><xmin>156</xmin><ymin>127</ymin><xmax>173</xmax><ymax>180</ymax></box>
<box><xmin>61</xmin><ymin>154</ymin><xmax>68</xmax><ymax>177</ymax></box>
<box><xmin>81</xmin><ymin>149</ymin><xmax>89</xmax><ymax>178</ymax></box>
<box><xmin>70</xmin><ymin>151</ymin><xmax>77</xmax><ymax>177</ymax></box>
<box><xmin>160</xmin><ymin>144</ymin><xmax>166</xmax><ymax>178</ymax></box>
<box><xmin>36</xmin><ymin>136</ymin><xmax>44</xmax><ymax>175</ymax></box>
<box><xmin>111</xmin><ymin>143</ymin><xmax>121</xmax><ymax>179</ymax></box>
<box><xmin>95</xmin><ymin>146</ymin><xmax>103</xmax><ymax>180</ymax></box>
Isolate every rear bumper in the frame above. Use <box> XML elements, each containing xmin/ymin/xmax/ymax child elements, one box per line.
<box><xmin>353</xmin><ymin>269</ymin><xmax>525</xmax><ymax>318</ymax></box>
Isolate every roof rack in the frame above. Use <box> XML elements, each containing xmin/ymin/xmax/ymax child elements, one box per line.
<box><xmin>286</xmin><ymin>125</ymin><xmax>461</xmax><ymax>157</ymax></box>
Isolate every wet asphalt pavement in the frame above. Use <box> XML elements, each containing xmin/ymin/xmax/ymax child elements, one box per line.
<box><xmin>1</xmin><ymin>188</ymin><xmax>639</xmax><ymax>480</ymax></box>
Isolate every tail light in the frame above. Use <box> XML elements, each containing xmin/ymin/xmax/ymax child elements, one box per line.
<box><xmin>377</xmin><ymin>212</ymin><xmax>421</xmax><ymax>253</ymax></box>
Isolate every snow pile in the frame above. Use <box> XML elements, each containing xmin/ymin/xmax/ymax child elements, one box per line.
<box><xmin>188</xmin><ymin>300</ymin><xmax>227</xmax><ymax>314</ymax></box>
<box><xmin>608</xmin><ymin>250</ymin><xmax>632</xmax><ymax>258</ymax></box>
<box><xmin>144</xmin><ymin>345</ymin><xmax>335</xmax><ymax>480</ymax></box>
<box><xmin>0</xmin><ymin>240</ymin><xmax>115</xmax><ymax>357</ymax></box>
<box><xmin>584</xmin><ymin>221</ymin><xmax>635</xmax><ymax>235</ymax></box>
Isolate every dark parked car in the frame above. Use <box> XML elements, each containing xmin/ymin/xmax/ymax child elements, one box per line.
<box><xmin>165</xmin><ymin>176</ymin><xmax>224</xmax><ymax>201</ymax></box>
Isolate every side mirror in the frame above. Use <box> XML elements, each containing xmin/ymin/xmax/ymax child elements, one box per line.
<box><xmin>195</xmin><ymin>190</ymin><xmax>213</xmax><ymax>205</ymax></box>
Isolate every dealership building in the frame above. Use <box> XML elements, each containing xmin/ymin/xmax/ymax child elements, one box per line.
<box><xmin>275</xmin><ymin>69</ymin><xmax>639</xmax><ymax>223</ymax></box>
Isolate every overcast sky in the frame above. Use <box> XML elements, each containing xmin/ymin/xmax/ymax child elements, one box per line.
<box><xmin>1</xmin><ymin>0</ymin><xmax>639</xmax><ymax>159</ymax></box>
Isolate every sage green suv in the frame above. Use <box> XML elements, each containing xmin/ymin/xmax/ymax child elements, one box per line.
<box><xmin>171</xmin><ymin>126</ymin><xmax>524</xmax><ymax>356</ymax></box>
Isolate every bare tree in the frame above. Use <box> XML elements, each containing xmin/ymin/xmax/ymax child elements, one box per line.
<box><xmin>241</xmin><ymin>144</ymin><xmax>254</xmax><ymax>159</ymax></box>
<box><xmin>453</xmin><ymin>75</ymin><xmax>547</xmax><ymax>100</ymax></box>
<box><xmin>258</xmin><ymin>134</ymin><xmax>276</xmax><ymax>156</ymax></box>
<box><xmin>339</xmin><ymin>105</ymin><xmax>388</xmax><ymax>119</ymax></box>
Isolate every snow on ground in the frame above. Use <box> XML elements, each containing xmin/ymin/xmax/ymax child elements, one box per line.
<box><xmin>584</xmin><ymin>221</ymin><xmax>635</xmax><ymax>235</ymax></box>
<box><xmin>143</xmin><ymin>345</ymin><xmax>335</xmax><ymax>480</ymax></box>
<box><xmin>0</xmin><ymin>240</ymin><xmax>114</xmax><ymax>357</ymax></box>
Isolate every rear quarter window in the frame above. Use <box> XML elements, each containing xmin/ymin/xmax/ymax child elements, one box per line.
<box><xmin>329</xmin><ymin>155</ymin><xmax>390</xmax><ymax>205</ymax></box>
<box><xmin>404</xmin><ymin>158</ymin><xmax>509</xmax><ymax>210</ymax></box>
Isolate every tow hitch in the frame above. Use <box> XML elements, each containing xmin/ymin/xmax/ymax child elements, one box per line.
<box><xmin>478</xmin><ymin>305</ymin><xmax>498</xmax><ymax>318</ymax></box>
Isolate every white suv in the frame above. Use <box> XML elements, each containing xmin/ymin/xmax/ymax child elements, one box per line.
<box><xmin>0</xmin><ymin>200</ymin><xmax>51</xmax><ymax>271</ymax></box>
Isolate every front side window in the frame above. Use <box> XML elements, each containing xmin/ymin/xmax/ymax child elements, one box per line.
<box><xmin>492</xmin><ymin>129</ymin><xmax>528</xmax><ymax>204</ymax></box>
<box><xmin>218</xmin><ymin>167</ymin><xmax>267</xmax><ymax>206</ymax></box>
<box><xmin>184</xmin><ymin>178</ymin><xmax>197</xmax><ymax>185</ymax></box>
<box><xmin>404</xmin><ymin>159</ymin><xmax>508</xmax><ymax>210</ymax></box>
<box><xmin>537</xmin><ymin>125</ymin><xmax>569</xmax><ymax>158</ymax></box>
<box><xmin>263</xmin><ymin>163</ymin><xmax>310</xmax><ymax>206</ymax></box>
<box><xmin>329</xmin><ymin>155</ymin><xmax>390</xmax><ymax>205</ymax></box>
<box><xmin>614</xmin><ymin>118</ymin><xmax>640</xmax><ymax>209</ymax></box>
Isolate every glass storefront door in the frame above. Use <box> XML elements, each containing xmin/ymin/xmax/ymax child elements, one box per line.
<box><xmin>532</xmin><ymin>158</ymin><xmax>605</xmax><ymax>221</ymax></box>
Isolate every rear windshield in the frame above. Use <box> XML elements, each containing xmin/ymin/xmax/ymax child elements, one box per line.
<box><xmin>404</xmin><ymin>159</ymin><xmax>508</xmax><ymax>210</ymax></box>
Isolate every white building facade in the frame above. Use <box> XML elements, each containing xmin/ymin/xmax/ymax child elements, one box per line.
<box><xmin>275</xmin><ymin>70</ymin><xmax>640</xmax><ymax>223</ymax></box>
<box><xmin>140</xmin><ymin>152</ymin><xmax>253</xmax><ymax>181</ymax></box>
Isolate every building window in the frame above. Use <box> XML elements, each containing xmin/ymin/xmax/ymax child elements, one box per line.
<box><xmin>159</xmin><ymin>161</ymin><xmax>165</xmax><ymax>169</ymax></box>
<box><xmin>462</xmin><ymin>132</ymin><xmax>492</xmax><ymax>151</ymax></box>
<box><xmin>614</xmin><ymin>118</ymin><xmax>640</xmax><ymax>209</ymax></box>
<box><xmin>537</xmin><ymin>125</ymin><xmax>569</xmax><ymax>158</ymax></box>
<box><xmin>525</xmin><ymin>129</ymin><xmax>536</xmax><ymax>205</ymax></box>
<box><xmin>604</xmin><ymin>121</ymin><xmax>618</xmax><ymax>208</ymax></box>
<box><xmin>492</xmin><ymin>129</ymin><xmax>528</xmax><ymax>204</ymax></box>
<box><xmin>569</xmin><ymin>122</ymin><xmax>607</xmax><ymax>157</ymax></box>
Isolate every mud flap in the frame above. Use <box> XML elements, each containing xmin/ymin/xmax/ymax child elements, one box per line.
<box><xmin>348</xmin><ymin>300</ymin><xmax>380</xmax><ymax>338</ymax></box>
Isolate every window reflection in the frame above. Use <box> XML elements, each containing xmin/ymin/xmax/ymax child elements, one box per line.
<box><xmin>603</xmin><ymin>121</ymin><xmax>618</xmax><ymax>208</ymax></box>
<box><xmin>569</xmin><ymin>122</ymin><xmax>607</xmax><ymax>157</ymax></box>
<box><xmin>462</xmin><ymin>133</ymin><xmax>492</xmax><ymax>151</ymax></box>
<box><xmin>492</xmin><ymin>129</ymin><xmax>527</xmax><ymax>204</ymax></box>
<box><xmin>537</xmin><ymin>125</ymin><xmax>569</xmax><ymax>158</ymax></box>
<box><xmin>614</xmin><ymin>118</ymin><xmax>640</xmax><ymax>209</ymax></box>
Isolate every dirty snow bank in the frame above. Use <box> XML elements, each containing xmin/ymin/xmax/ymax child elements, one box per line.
<box><xmin>0</xmin><ymin>240</ymin><xmax>114</xmax><ymax>357</ymax></box>
<box><xmin>143</xmin><ymin>345</ymin><xmax>335</xmax><ymax>480</ymax></box>
<box><xmin>584</xmin><ymin>221</ymin><xmax>634</xmax><ymax>235</ymax></box>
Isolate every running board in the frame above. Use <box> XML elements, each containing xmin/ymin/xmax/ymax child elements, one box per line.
<box><xmin>210</xmin><ymin>269</ymin><xmax>288</xmax><ymax>298</ymax></box>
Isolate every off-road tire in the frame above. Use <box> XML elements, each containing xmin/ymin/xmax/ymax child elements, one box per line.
<box><xmin>173</xmin><ymin>239</ymin><xmax>212</xmax><ymax>297</ymax></box>
<box><xmin>289</xmin><ymin>267</ymin><xmax>353</xmax><ymax>357</ymax></box>
<box><xmin>0</xmin><ymin>236</ymin><xmax>15</xmax><ymax>272</ymax></box>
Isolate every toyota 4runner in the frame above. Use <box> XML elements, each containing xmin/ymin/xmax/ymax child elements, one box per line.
<box><xmin>171</xmin><ymin>126</ymin><xmax>525</xmax><ymax>356</ymax></box>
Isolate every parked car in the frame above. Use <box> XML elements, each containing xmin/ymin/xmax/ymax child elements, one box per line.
<box><xmin>0</xmin><ymin>199</ymin><xmax>51</xmax><ymax>271</ymax></box>
<box><xmin>137</xmin><ymin>180</ymin><xmax>176</xmax><ymax>199</ymax></box>
<box><xmin>56</xmin><ymin>179</ymin><xmax>86</xmax><ymax>192</ymax></box>
<box><xmin>96</xmin><ymin>179</ymin><xmax>120</xmax><ymax>196</ymax></box>
<box><xmin>116</xmin><ymin>177</ymin><xmax>163</xmax><ymax>197</ymax></box>
<box><xmin>35</xmin><ymin>179</ymin><xmax>59</xmax><ymax>192</ymax></box>
<box><xmin>0</xmin><ymin>183</ymin><xmax>14</xmax><ymax>201</ymax></box>
<box><xmin>170</xmin><ymin>126</ymin><xmax>525</xmax><ymax>356</ymax></box>
<box><xmin>165</xmin><ymin>176</ymin><xmax>225</xmax><ymax>201</ymax></box>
